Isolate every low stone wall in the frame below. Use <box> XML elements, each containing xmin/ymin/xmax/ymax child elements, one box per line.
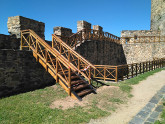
<box><xmin>0</xmin><ymin>49</ymin><xmax>54</xmax><ymax>97</ymax></box>
<box><xmin>123</xmin><ymin>42</ymin><xmax>165</xmax><ymax>64</ymax></box>
<box><xmin>75</xmin><ymin>40</ymin><xmax>127</xmax><ymax>65</ymax></box>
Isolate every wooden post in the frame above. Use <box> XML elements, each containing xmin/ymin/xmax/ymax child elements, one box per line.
<box><xmin>56</xmin><ymin>58</ymin><xmax>59</xmax><ymax>82</ymax></box>
<box><xmin>121</xmin><ymin>67</ymin><xmax>124</xmax><ymax>81</ymax></box>
<box><xmin>94</xmin><ymin>68</ymin><xmax>96</xmax><ymax>78</ymax></box>
<box><xmin>36</xmin><ymin>40</ymin><xmax>39</xmax><ymax>62</ymax></box>
<box><xmin>143</xmin><ymin>63</ymin><xmax>144</xmax><ymax>73</ymax></box>
<box><xmin>126</xmin><ymin>65</ymin><xmax>129</xmax><ymax>79</ymax></box>
<box><xmin>45</xmin><ymin>50</ymin><xmax>48</xmax><ymax>71</ymax></box>
<box><xmin>146</xmin><ymin>62</ymin><xmax>148</xmax><ymax>72</ymax></box>
<box><xmin>115</xmin><ymin>66</ymin><xmax>118</xmax><ymax>82</ymax></box>
<box><xmin>131</xmin><ymin>64</ymin><xmax>133</xmax><ymax>77</ymax></box>
<box><xmin>68</xmin><ymin>50</ymin><xmax>70</xmax><ymax>62</ymax></box>
<box><xmin>68</xmin><ymin>67</ymin><xmax>71</xmax><ymax>96</ymax></box>
<box><xmin>60</xmin><ymin>42</ymin><xmax>62</xmax><ymax>54</ymax></box>
<box><xmin>78</xmin><ymin>58</ymin><xmax>80</xmax><ymax>73</ymax></box>
<box><xmin>154</xmin><ymin>60</ymin><xmax>155</xmax><ymax>70</ymax></box>
<box><xmin>29</xmin><ymin>34</ymin><xmax>31</xmax><ymax>50</ymax></box>
<box><xmin>89</xmin><ymin>66</ymin><xmax>91</xmax><ymax>85</ymax></box>
<box><xmin>136</xmin><ymin>64</ymin><xmax>137</xmax><ymax>76</ymax></box>
<box><xmin>149</xmin><ymin>61</ymin><xmax>151</xmax><ymax>71</ymax></box>
<box><xmin>140</xmin><ymin>63</ymin><xmax>141</xmax><ymax>74</ymax></box>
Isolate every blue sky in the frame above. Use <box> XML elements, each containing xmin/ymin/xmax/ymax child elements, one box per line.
<box><xmin>0</xmin><ymin>0</ymin><xmax>151</xmax><ymax>40</ymax></box>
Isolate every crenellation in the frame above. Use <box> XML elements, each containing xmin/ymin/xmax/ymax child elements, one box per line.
<box><xmin>93</xmin><ymin>25</ymin><xmax>103</xmax><ymax>32</ymax></box>
<box><xmin>53</xmin><ymin>26</ymin><xmax>73</xmax><ymax>37</ymax></box>
<box><xmin>7</xmin><ymin>16</ymin><xmax>45</xmax><ymax>39</ymax></box>
<box><xmin>77</xmin><ymin>20</ymin><xmax>91</xmax><ymax>32</ymax></box>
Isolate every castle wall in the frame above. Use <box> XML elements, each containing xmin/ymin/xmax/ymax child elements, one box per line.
<box><xmin>0</xmin><ymin>16</ymin><xmax>53</xmax><ymax>98</ymax></box>
<box><xmin>0</xmin><ymin>49</ymin><xmax>54</xmax><ymax>97</ymax></box>
<box><xmin>0</xmin><ymin>34</ymin><xmax>20</xmax><ymax>49</ymax></box>
<box><xmin>75</xmin><ymin>40</ymin><xmax>127</xmax><ymax>65</ymax></box>
<box><xmin>7</xmin><ymin>16</ymin><xmax>45</xmax><ymax>39</ymax></box>
<box><xmin>120</xmin><ymin>30</ymin><xmax>165</xmax><ymax>64</ymax></box>
<box><xmin>151</xmin><ymin>0</ymin><xmax>165</xmax><ymax>35</ymax></box>
<box><xmin>122</xmin><ymin>42</ymin><xmax>165</xmax><ymax>64</ymax></box>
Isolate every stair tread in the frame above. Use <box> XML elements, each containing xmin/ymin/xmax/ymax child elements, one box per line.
<box><xmin>71</xmin><ymin>76</ymin><xmax>80</xmax><ymax>80</ymax></box>
<box><xmin>71</xmin><ymin>80</ymin><xmax>85</xmax><ymax>85</ymax></box>
<box><xmin>77</xmin><ymin>89</ymin><xmax>93</xmax><ymax>97</ymax></box>
<box><xmin>72</xmin><ymin>83</ymin><xmax>89</xmax><ymax>91</ymax></box>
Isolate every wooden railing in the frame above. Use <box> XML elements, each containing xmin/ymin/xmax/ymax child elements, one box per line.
<box><xmin>21</xmin><ymin>29</ymin><xmax>95</xmax><ymax>99</ymax></box>
<box><xmin>52</xmin><ymin>34</ymin><xmax>96</xmax><ymax>84</ymax></box>
<box><xmin>91</xmin><ymin>65</ymin><xmax>118</xmax><ymax>82</ymax></box>
<box><xmin>92</xmin><ymin>58</ymin><xmax>165</xmax><ymax>82</ymax></box>
<box><xmin>121</xmin><ymin>35</ymin><xmax>165</xmax><ymax>44</ymax></box>
<box><xmin>58</xmin><ymin>29</ymin><xmax>121</xmax><ymax>49</ymax></box>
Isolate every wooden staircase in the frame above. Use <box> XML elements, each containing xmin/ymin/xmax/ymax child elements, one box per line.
<box><xmin>21</xmin><ymin>29</ymin><xmax>96</xmax><ymax>100</ymax></box>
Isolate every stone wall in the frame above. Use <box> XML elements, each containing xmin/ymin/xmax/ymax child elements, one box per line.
<box><xmin>7</xmin><ymin>16</ymin><xmax>45</xmax><ymax>39</ymax></box>
<box><xmin>0</xmin><ymin>16</ymin><xmax>54</xmax><ymax>98</ymax></box>
<box><xmin>122</xmin><ymin>42</ymin><xmax>165</xmax><ymax>64</ymax></box>
<box><xmin>75</xmin><ymin>40</ymin><xmax>127</xmax><ymax>65</ymax></box>
<box><xmin>93</xmin><ymin>25</ymin><xmax>103</xmax><ymax>32</ymax></box>
<box><xmin>121</xmin><ymin>30</ymin><xmax>160</xmax><ymax>43</ymax></box>
<box><xmin>0</xmin><ymin>49</ymin><xmax>54</xmax><ymax>97</ymax></box>
<box><xmin>53</xmin><ymin>26</ymin><xmax>73</xmax><ymax>37</ymax></box>
<box><xmin>77</xmin><ymin>20</ymin><xmax>91</xmax><ymax>32</ymax></box>
<box><xmin>0</xmin><ymin>34</ymin><xmax>20</xmax><ymax>49</ymax></box>
<box><xmin>151</xmin><ymin>0</ymin><xmax>165</xmax><ymax>35</ymax></box>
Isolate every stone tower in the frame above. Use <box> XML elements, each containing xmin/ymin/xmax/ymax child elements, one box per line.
<box><xmin>151</xmin><ymin>0</ymin><xmax>165</xmax><ymax>35</ymax></box>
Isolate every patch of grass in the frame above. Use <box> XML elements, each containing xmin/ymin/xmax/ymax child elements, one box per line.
<box><xmin>0</xmin><ymin>84</ymin><xmax>109</xmax><ymax>124</ymax></box>
<box><xmin>109</xmin><ymin>98</ymin><xmax>123</xmax><ymax>104</ymax></box>
<box><xmin>0</xmin><ymin>68</ymin><xmax>164</xmax><ymax>124</ymax></box>
<box><xmin>155</xmin><ymin>100</ymin><xmax>165</xmax><ymax>124</ymax></box>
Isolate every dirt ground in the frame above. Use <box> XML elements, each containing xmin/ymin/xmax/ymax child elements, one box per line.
<box><xmin>89</xmin><ymin>70</ymin><xmax>165</xmax><ymax>124</ymax></box>
<box><xmin>50</xmin><ymin>86</ymin><xmax>126</xmax><ymax>111</ymax></box>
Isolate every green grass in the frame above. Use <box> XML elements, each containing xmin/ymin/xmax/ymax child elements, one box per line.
<box><xmin>154</xmin><ymin>100</ymin><xmax>165</xmax><ymax>124</ymax></box>
<box><xmin>0</xmin><ymin>84</ymin><xmax>108</xmax><ymax>124</ymax></box>
<box><xmin>0</xmin><ymin>68</ymin><xmax>164</xmax><ymax>124</ymax></box>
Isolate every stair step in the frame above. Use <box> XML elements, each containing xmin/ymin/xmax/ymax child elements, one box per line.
<box><xmin>71</xmin><ymin>80</ymin><xmax>85</xmax><ymax>85</ymax></box>
<box><xmin>60</xmin><ymin>72</ymin><xmax>75</xmax><ymax>76</ymax></box>
<box><xmin>72</xmin><ymin>83</ymin><xmax>89</xmax><ymax>91</ymax></box>
<box><xmin>77</xmin><ymin>89</ymin><xmax>93</xmax><ymax>97</ymax></box>
<box><xmin>71</xmin><ymin>76</ymin><xmax>80</xmax><ymax>80</ymax></box>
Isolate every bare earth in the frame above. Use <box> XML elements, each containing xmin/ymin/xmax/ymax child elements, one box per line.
<box><xmin>89</xmin><ymin>70</ymin><xmax>165</xmax><ymax>124</ymax></box>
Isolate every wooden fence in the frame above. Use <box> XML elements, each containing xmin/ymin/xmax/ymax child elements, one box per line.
<box><xmin>92</xmin><ymin>58</ymin><xmax>165</xmax><ymax>82</ymax></box>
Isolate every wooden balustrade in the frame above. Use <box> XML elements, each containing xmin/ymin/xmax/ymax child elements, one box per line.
<box><xmin>21</xmin><ymin>29</ymin><xmax>96</xmax><ymax>100</ymax></box>
<box><xmin>92</xmin><ymin>58</ymin><xmax>165</xmax><ymax>82</ymax></box>
<box><xmin>60</xmin><ymin>29</ymin><xmax>121</xmax><ymax>49</ymax></box>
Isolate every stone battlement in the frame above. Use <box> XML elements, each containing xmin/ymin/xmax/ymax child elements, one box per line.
<box><xmin>7</xmin><ymin>16</ymin><xmax>45</xmax><ymax>39</ymax></box>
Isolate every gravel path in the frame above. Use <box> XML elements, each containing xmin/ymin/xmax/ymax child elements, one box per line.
<box><xmin>89</xmin><ymin>70</ymin><xmax>165</xmax><ymax>124</ymax></box>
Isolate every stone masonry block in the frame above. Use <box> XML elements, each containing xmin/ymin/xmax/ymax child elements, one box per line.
<box><xmin>53</xmin><ymin>26</ymin><xmax>72</xmax><ymax>37</ymax></box>
<box><xmin>77</xmin><ymin>20</ymin><xmax>91</xmax><ymax>32</ymax></box>
<box><xmin>7</xmin><ymin>16</ymin><xmax>45</xmax><ymax>39</ymax></box>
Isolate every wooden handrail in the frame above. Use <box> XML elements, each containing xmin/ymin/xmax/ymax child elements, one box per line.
<box><xmin>61</xmin><ymin>29</ymin><xmax>121</xmax><ymax>49</ymax></box>
<box><xmin>52</xmin><ymin>34</ymin><xmax>95</xmax><ymax>68</ymax></box>
<box><xmin>93</xmin><ymin>58</ymin><xmax>165</xmax><ymax>82</ymax></box>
